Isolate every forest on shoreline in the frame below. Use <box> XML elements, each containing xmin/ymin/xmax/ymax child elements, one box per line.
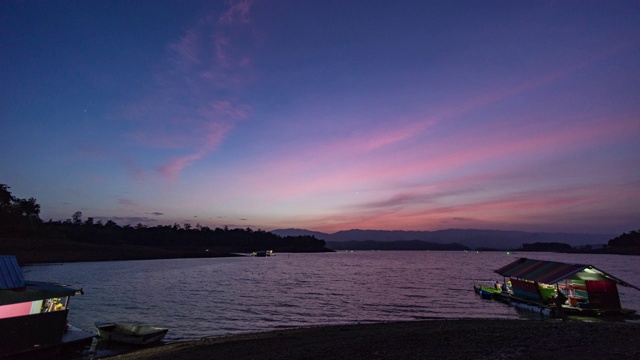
<box><xmin>0</xmin><ymin>184</ymin><xmax>331</xmax><ymax>264</ymax></box>
<box><xmin>1</xmin><ymin>184</ymin><xmax>638</xmax><ymax>264</ymax></box>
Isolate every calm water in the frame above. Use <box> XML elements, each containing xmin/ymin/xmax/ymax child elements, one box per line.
<box><xmin>22</xmin><ymin>251</ymin><xmax>640</xmax><ymax>342</ymax></box>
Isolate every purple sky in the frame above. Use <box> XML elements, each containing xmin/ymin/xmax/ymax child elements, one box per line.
<box><xmin>1</xmin><ymin>1</ymin><xmax>639</xmax><ymax>235</ymax></box>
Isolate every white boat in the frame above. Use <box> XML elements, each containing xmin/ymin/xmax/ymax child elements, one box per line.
<box><xmin>95</xmin><ymin>321</ymin><xmax>169</xmax><ymax>345</ymax></box>
<box><xmin>0</xmin><ymin>255</ymin><xmax>94</xmax><ymax>357</ymax></box>
<box><xmin>251</xmin><ymin>250</ymin><xmax>273</xmax><ymax>257</ymax></box>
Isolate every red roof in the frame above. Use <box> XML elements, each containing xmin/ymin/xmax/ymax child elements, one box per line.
<box><xmin>494</xmin><ymin>258</ymin><xmax>638</xmax><ymax>289</ymax></box>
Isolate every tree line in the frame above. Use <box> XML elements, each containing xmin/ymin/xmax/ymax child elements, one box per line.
<box><xmin>0</xmin><ymin>184</ymin><xmax>329</xmax><ymax>255</ymax></box>
<box><xmin>0</xmin><ymin>184</ymin><xmax>42</xmax><ymax>237</ymax></box>
<box><xmin>520</xmin><ymin>230</ymin><xmax>640</xmax><ymax>255</ymax></box>
<box><xmin>607</xmin><ymin>230</ymin><xmax>640</xmax><ymax>248</ymax></box>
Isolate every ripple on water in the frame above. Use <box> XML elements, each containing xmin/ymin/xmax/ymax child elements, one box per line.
<box><xmin>23</xmin><ymin>251</ymin><xmax>640</xmax><ymax>341</ymax></box>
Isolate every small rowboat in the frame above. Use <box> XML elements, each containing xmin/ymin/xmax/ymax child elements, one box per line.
<box><xmin>95</xmin><ymin>322</ymin><xmax>168</xmax><ymax>345</ymax></box>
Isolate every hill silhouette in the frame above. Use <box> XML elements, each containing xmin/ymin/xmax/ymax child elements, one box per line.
<box><xmin>272</xmin><ymin>228</ymin><xmax>613</xmax><ymax>251</ymax></box>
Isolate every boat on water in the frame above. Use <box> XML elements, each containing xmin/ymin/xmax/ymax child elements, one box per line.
<box><xmin>473</xmin><ymin>282</ymin><xmax>504</xmax><ymax>300</ymax></box>
<box><xmin>475</xmin><ymin>257</ymin><xmax>640</xmax><ymax>319</ymax></box>
<box><xmin>0</xmin><ymin>255</ymin><xmax>95</xmax><ymax>357</ymax></box>
<box><xmin>251</xmin><ymin>250</ymin><xmax>273</xmax><ymax>257</ymax></box>
<box><xmin>95</xmin><ymin>321</ymin><xmax>168</xmax><ymax>345</ymax></box>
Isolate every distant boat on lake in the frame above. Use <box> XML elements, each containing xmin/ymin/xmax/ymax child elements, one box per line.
<box><xmin>251</xmin><ymin>250</ymin><xmax>273</xmax><ymax>257</ymax></box>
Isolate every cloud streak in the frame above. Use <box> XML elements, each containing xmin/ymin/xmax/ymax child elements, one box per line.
<box><xmin>121</xmin><ymin>0</ymin><xmax>256</xmax><ymax>182</ymax></box>
<box><xmin>7</xmin><ymin>1</ymin><xmax>638</xmax><ymax>235</ymax></box>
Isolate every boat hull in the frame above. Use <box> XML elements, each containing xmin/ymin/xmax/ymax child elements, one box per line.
<box><xmin>490</xmin><ymin>291</ymin><xmax>639</xmax><ymax>319</ymax></box>
<box><xmin>473</xmin><ymin>285</ymin><xmax>502</xmax><ymax>300</ymax></box>
<box><xmin>95</xmin><ymin>322</ymin><xmax>168</xmax><ymax>345</ymax></box>
<box><xmin>0</xmin><ymin>310</ymin><xmax>68</xmax><ymax>356</ymax></box>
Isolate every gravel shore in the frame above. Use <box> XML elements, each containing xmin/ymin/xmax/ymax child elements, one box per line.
<box><xmin>105</xmin><ymin>319</ymin><xmax>640</xmax><ymax>360</ymax></box>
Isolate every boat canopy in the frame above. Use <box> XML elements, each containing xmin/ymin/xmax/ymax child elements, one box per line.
<box><xmin>0</xmin><ymin>256</ymin><xmax>25</xmax><ymax>290</ymax></box>
<box><xmin>0</xmin><ymin>281</ymin><xmax>79</xmax><ymax>305</ymax></box>
<box><xmin>495</xmin><ymin>258</ymin><xmax>640</xmax><ymax>290</ymax></box>
<box><xmin>0</xmin><ymin>255</ymin><xmax>79</xmax><ymax>305</ymax></box>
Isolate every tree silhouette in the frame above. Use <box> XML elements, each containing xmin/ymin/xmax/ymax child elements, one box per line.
<box><xmin>608</xmin><ymin>230</ymin><xmax>640</xmax><ymax>247</ymax></box>
<box><xmin>0</xmin><ymin>184</ymin><xmax>42</xmax><ymax>236</ymax></box>
<box><xmin>1</xmin><ymin>183</ymin><xmax>330</xmax><ymax>260</ymax></box>
<box><xmin>72</xmin><ymin>211</ymin><xmax>83</xmax><ymax>225</ymax></box>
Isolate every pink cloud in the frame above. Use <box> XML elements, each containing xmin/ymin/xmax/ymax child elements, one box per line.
<box><xmin>235</xmin><ymin>108</ymin><xmax>638</xmax><ymax>233</ymax></box>
<box><xmin>299</xmin><ymin>182</ymin><xmax>613</xmax><ymax>233</ymax></box>
<box><xmin>118</xmin><ymin>1</ymin><xmax>257</xmax><ymax>183</ymax></box>
<box><xmin>157</xmin><ymin>150</ymin><xmax>207</xmax><ymax>182</ymax></box>
<box><xmin>219</xmin><ymin>0</ymin><xmax>252</xmax><ymax>25</ymax></box>
<box><xmin>214</xmin><ymin>0</ymin><xmax>255</xmax><ymax>68</ymax></box>
<box><xmin>392</xmin><ymin>113</ymin><xmax>639</xmax><ymax>182</ymax></box>
<box><xmin>118</xmin><ymin>198</ymin><xmax>136</xmax><ymax>206</ymax></box>
<box><xmin>246</xmin><ymin>108</ymin><xmax>638</xmax><ymax>213</ymax></box>
<box><xmin>214</xmin><ymin>35</ymin><xmax>231</xmax><ymax>67</ymax></box>
<box><xmin>126</xmin><ymin>130</ymin><xmax>191</xmax><ymax>149</ymax></box>
<box><xmin>237</xmin><ymin>117</ymin><xmax>438</xmax><ymax>194</ymax></box>
<box><xmin>362</xmin><ymin>174</ymin><xmax>636</xmax><ymax>233</ymax></box>
<box><xmin>168</xmin><ymin>29</ymin><xmax>200</xmax><ymax>69</ymax></box>
<box><xmin>198</xmin><ymin>100</ymin><xmax>251</xmax><ymax>121</ymax></box>
<box><xmin>238</xmin><ymin>52</ymin><xmax>634</xmax><ymax>200</ymax></box>
<box><xmin>202</xmin><ymin>121</ymin><xmax>234</xmax><ymax>150</ymax></box>
<box><xmin>199</xmin><ymin>69</ymin><xmax>248</xmax><ymax>89</ymax></box>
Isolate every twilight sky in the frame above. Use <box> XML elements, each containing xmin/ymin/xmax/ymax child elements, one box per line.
<box><xmin>1</xmin><ymin>1</ymin><xmax>639</xmax><ymax>235</ymax></box>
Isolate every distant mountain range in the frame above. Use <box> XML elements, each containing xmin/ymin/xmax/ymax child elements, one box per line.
<box><xmin>271</xmin><ymin>228</ymin><xmax>615</xmax><ymax>250</ymax></box>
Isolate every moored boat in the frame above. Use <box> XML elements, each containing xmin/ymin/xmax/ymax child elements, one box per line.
<box><xmin>0</xmin><ymin>255</ymin><xmax>94</xmax><ymax>357</ymax></box>
<box><xmin>95</xmin><ymin>321</ymin><xmax>169</xmax><ymax>345</ymax></box>
<box><xmin>477</xmin><ymin>257</ymin><xmax>640</xmax><ymax>319</ymax></box>
<box><xmin>251</xmin><ymin>250</ymin><xmax>273</xmax><ymax>257</ymax></box>
<box><xmin>473</xmin><ymin>283</ymin><xmax>503</xmax><ymax>300</ymax></box>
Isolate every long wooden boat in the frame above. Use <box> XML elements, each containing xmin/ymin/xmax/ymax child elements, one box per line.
<box><xmin>0</xmin><ymin>255</ymin><xmax>94</xmax><ymax>357</ymax></box>
<box><xmin>95</xmin><ymin>321</ymin><xmax>169</xmax><ymax>345</ymax></box>
<box><xmin>475</xmin><ymin>257</ymin><xmax>640</xmax><ymax>319</ymax></box>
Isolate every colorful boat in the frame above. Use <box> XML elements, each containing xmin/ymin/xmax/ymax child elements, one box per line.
<box><xmin>479</xmin><ymin>257</ymin><xmax>640</xmax><ymax>319</ymax></box>
<box><xmin>0</xmin><ymin>255</ymin><xmax>94</xmax><ymax>357</ymax></box>
<box><xmin>473</xmin><ymin>283</ymin><xmax>503</xmax><ymax>300</ymax></box>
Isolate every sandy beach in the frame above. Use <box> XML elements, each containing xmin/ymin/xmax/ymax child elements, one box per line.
<box><xmin>106</xmin><ymin>319</ymin><xmax>640</xmax><ymax>360</ymax></box>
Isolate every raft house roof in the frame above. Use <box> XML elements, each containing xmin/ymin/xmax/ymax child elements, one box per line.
<box><xmin>0</xmin><ymin>255</ymin><xmax>80</xmax><ymax>306</ymax></box>
<box><xmin>494</xmin><ymin>258</ymin><xmax>640</xmax><ymax>291</ymax></box>
<box><xmin>0</xmin><ymin>255</ymin><xmax>25</xmax><ymax>290</ymax></box>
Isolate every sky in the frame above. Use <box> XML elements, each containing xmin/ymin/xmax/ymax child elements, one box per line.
<box><xmin>1</xmin><ymin>1</ymin><xmax>639</xmax><ymax>235</ymax></box>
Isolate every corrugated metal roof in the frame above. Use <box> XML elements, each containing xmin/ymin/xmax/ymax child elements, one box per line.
<box><xmin>0</xmin><ymin>255</ymin><xmax>26</xmax><ymax>290</ymax></box>
<box><xmin>494</xmin><ymin>258</ymin><xmax>639</xmax><ymax>290</ymax></box>
<box><xmin>0</xmin><ymin>281</ymin><xmax>78</xmax><ymax>306</ymax></box>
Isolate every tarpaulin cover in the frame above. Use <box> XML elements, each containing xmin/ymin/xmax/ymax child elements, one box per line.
<box><xmin>0</xmin><ymin>281</ymin><xmax>79</xmax><ymax>306</ymax></box>
<box><xmin>494</xmin><ymin>258</ymin><xmax>638</xmax><ymax>289</ymax></box>
<box><xmin>1</xmin><ymin>255</ymin><xmax>79</xmax><ymax>305</ymax></box>
<box><xmin>0</xmin><ymin>256</ymin><xmax>25</xmax><ymax>290</ymax></box>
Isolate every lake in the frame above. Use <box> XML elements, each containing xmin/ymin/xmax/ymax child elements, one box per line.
<box><xmin>22</xmin><ymin>251</ymin><xmax>640</xmax><ymax>342</ymax></box>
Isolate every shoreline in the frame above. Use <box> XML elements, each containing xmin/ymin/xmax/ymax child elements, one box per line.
<box><xmin>106</xmin><ymin>319</ymin><xmax>640</xmax><ymax>359</ymax></box>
